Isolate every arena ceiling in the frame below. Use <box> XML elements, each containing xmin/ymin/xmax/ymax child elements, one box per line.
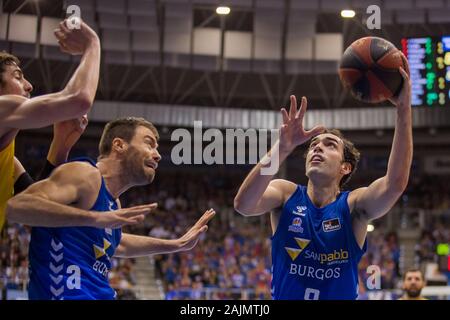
<box><xmin>1</xmin><ymin>0</ymin><xmax>450</xmax><ymax>111</ymax></box>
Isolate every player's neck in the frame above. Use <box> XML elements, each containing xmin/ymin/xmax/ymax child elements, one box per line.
<box><xmin>306</xmin><ymin>180</ymin><xmax>340</xmax><ymax>208</ymax></box>
<box><xmin>96</xmin><ymin>158</ymin><xmax>133</xmax><ymax>199</ymax></box>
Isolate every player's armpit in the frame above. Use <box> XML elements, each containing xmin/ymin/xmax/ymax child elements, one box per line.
<box><xmin>350</xmin><ymin>177</ymin><xmax>403</xmax><ymax>222</ymax></box>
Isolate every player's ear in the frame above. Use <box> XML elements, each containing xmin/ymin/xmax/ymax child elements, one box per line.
<box><xmin>112</xmin><ymin>137</ymin><xmax>127</xmax><ymax>154</ymax></box>
<box><xmin>341</xmin><ymin>161</ymin><xmax>352</xmax><ymax>175</ymax></box>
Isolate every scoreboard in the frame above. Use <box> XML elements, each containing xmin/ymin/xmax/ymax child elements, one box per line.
<box><xmin>401</xmin><ymin>36</ymin><xmax>450</xmax><ymax>106</ymax></box>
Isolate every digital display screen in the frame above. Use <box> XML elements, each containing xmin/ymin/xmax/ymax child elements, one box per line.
<box><xmin>437</xmin><ymin>243</ymin><xmax>449</xmax><ymax>256</ymax></box>
<box><xmin>401</xmin><ymin>36</ymin><xmax>450</xmax><ymax>106</ymax></box>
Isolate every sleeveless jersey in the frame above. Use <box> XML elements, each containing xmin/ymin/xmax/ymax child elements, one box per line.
<box><xmin>28</xmin><ymin>158</ymin><xmax>122</xmax><ymax>300</ymax></box>
<box><xmin>0</xmin><ymin>140</ymin><xmax>15</xmax><ymax>231</ymax></box>
<box><xmin>271</xmin><ymin>185</ymin><xmax>367</xmax><ymax>300</ymax></box>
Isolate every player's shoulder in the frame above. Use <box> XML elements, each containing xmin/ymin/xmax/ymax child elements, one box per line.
<box><xmin>50</xmin><ymin>161</ymin><xmax>102</xmax><ymax>196</ymax></box>
<box><xmin>56</xmin><ymin>160</ymin><xmax>99</xmax><ymax>172</ymax></box>
<box><xmin>347</xmin><ymin>187</ymin><xmax>367</xmax><ymax>206</ymax></box>
<box><xmin>270</xmin><ymin>179</ymin><xmax>297</xmax><ymax>190</ymax></box>
<box><xmin>0</xmin><ymin>95</ymin><xmax>28</xmax><ymax>131</ymax></box>
<box><xmin>0</xmin><ymin>95</ymin><xmax>27</xmax><ymax>111</ymax></box>
<box><xmin>51</xmin><ymin>161</ymin><xmax>101</xmax><ymax>183</ymax></box>
<box><xmin>270</xmin><ymin>179</ymin><xmax>299</xmax><ymax>203</ymax></box>
<box><xmin>0</xmin><ymin>129</ymin><xmax>18</xmax><ymax>151</ymax></box>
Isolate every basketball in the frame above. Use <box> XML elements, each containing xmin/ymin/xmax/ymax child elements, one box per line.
<box><xmin>339</xmin><ymin>36</ymin><xmax>409</xmax><ymax>104</ymax></box>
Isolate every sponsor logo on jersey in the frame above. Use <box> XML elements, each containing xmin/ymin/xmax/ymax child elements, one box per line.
<box><xmin>285</xmin><ymin>237</ymin><xmax>310</xmax><ymax>261</ymax></box>
<box><xmin>92</xmin><ymin>238</ymin><xmax>114</xmax><ymax>277</ymax></box>
<box><xmin>303</xmin><ymin>249</ymin><xmax>349</xmax><ymax>265</ymax></box>
<box><xmin>292</xmin><ymin>205</ymin><xmax>307</xmax><ymax>216</ymax></box>
<box><xmin>288</xmin><ymin>217</ymin><xmax>304</xmax><ymax>233</ymax></box>
<box><xmin>93</xmin><ymin>238</ymin><xmax>112</xmax><ymax>260</ymax></box>
<box><xmin>322</xmin><ymin>218</ymin><xmax>341</xmax><ymax>232</ymax></box>
<box><xmin>289</xmin><ymin>263</ymin><xmax>341</xmax><ymax>280</ymax></box>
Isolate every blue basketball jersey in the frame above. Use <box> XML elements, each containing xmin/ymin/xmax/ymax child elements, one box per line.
<box><xmin>28</xmin><ymin>158</ymin><xmax>122</xmax><ymax>300</ymax></box>
<box><xmin>271</xmin><ymin>185</ymin><xmax>367</xmax><ymax>300</ymax></box>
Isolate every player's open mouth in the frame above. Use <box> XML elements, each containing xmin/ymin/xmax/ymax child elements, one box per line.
<box><xmin>310</xmin><ymin>155</ymin><xmax>324</xmax><ymax>163</ymax></box>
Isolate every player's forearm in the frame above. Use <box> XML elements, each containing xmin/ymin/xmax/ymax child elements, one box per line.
<box><xmin>46</xmin><ymin>140</ymin><xmax>69</xmax><ymax>167</ymax></box>
<box><xmin>6</xmin><ymin>193</ymin><xmax>96</xmax><ymax>227</ymax></box>
<box><xmin>234</xmin><ymin>140</ymin><xmax>288</xmax><ymax>213</ymax></box>
<box><xmin>21</xmin><ymin>42</ymin><xmax>101</xmax><ymax>126</ymax></box>
<box><xmin>115</xmin><ymin>234</ymin><xmax>181</xmax><ymax>258</ymax></box>
<box><xmin>386</xmin><ymin>107</ymin><xmax>413</xmax><ymax>191</ymax></box>
<box><xmin>63</xmin><ymin>40</ymin><xmax>100</xmax><ymax>106</ymax></box>
<box><xmin>6</xmin><ymin>92</ymin><xmax>89</xmax><ymax>129</ymax></box>
<box><xmin>13</xmin><ymin>157</ymin><xmax>26</xmax><ymax>182</ymax></box>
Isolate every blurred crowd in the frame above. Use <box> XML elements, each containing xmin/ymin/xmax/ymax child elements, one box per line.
<box><xmin>415</xmin><ymin>218</ymin><xmax>450</xmax><ymax>264</ymax></box>
<box><xmin>405</xmin><ymin>175</ymin><xmax>450</xmax><ymax>211</ymax></box>
<box><xmin>0</xmin><ymin>224</ymin><xmax>29</xmax><ymax>292</ymax></box>
<box><xmin>358</xmin><ymin>230</ymin><xmax>401</xmax><ymax>294</ymax></box>
<box><xmin>1</xmin><ymin>152</ymin><xmax>449</xmax><ymax>299</ymax></box>
<box><xmin>154</xmin><ymin>218</ymin><xmax>272</xmax><ymax>300</ymax></box>
<box><xmin>121</xmin><ymin>169</ymin><xmax>274</xmax><ymax>299</ymax></box>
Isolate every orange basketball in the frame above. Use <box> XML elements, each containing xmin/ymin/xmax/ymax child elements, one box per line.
<box><xmin>339</xmin><ymin>37</ymin><xmax>409</xmax><ymax>103</ymax></box>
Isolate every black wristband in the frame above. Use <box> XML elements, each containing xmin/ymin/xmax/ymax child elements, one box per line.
<box><xmin>37</xmin><ymin>159</ymin><xmax>57</xmax><ymax>180</ymax></box>
<box><xmin>14</xmin><ymin>171</ymin><xmax>34</xmax><ymax>194</ymax></box>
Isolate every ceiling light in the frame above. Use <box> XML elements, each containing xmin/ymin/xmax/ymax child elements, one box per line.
<box><xmin>341</xmin><ymin>10</ymin><xmax>356</xmax><ymax>18</ymax></box>
<box><xmin>216</xmin><ymin>6</ymin><xmax>231</xmax><ymax>15</ymax></box>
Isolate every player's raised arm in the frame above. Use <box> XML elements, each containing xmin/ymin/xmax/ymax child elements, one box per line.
<box><xmin>0</xmin><ymin>19</ymin><xmax>100</xmax><ymax>130</ymax></box>
<box><xmin>234</xmin><ymin>95</ymin><xmax>324</xmax><ymax>216</ymax></box>
<box><xmin>350</xmin><ymin>67</ymin><xmax>413</xmax><ymax>241</ymax></box>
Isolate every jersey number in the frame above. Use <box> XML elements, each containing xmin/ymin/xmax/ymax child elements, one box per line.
<box><xmin>304</xmin><ymin>288</ymin><xmax>320</xmax><ymax>300</ymax></box>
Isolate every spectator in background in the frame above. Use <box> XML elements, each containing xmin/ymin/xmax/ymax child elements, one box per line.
<box><xmin>4</xmin><ymin>130</ymin><xmax>450</xmax><ymax>300</ymax></box>
<box><xmin>398</xmin><ymin>268</ymin><xmax>427</xmax><ymax>300</ymax></box>
<box><xmin>415</xmin><ymin>231</ymin><xmax>437</xmax><ymax>264</ymax></box>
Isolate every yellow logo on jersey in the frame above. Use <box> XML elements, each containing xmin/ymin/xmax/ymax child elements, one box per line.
<box><xmin>320</xmin><ymin>249</ymin><xmax>348</xmax><ymax>264</ymax></box>
<box><xmin>285</xmin><ymin>248</ymin><xmax>302</xmax><ymax>261</ymax></box>
<box><xmin>93</xmin><ymin>238</ymin><xmax>112</xmax><ymax>259</ymax></box>
<box><xmin>295</xmin><ymin>237</ymin><xmax>310</xmax><ymax>250</ymax></box>
<box><xmin>285</xmin><ymin>238</ymin><xmax>311</xmax><ymax>261</ymax></box>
